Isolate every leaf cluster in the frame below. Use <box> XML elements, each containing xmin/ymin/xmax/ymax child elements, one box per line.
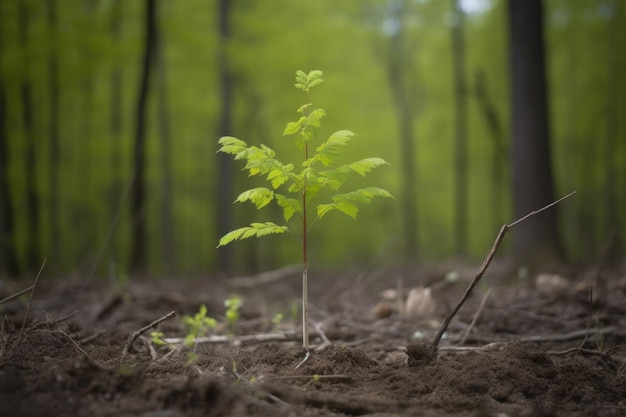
<box><xmin>217</xmin><ymin>70</ymin><xmax>392</xmax><ymax>248</ymax></box>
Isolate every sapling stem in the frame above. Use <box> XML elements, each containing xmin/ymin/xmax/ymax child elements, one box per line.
<box><xmin>431</xmin><ymin>191</ymin><xmax>576</xmax><ymax>350</ymax></box>
<box><xmin>302</xmin><ymin>93</ymin><xmax>310</xmax><ymax>350</ymax></box>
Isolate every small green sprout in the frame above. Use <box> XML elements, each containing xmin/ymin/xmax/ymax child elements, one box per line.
<box><xmin>150</xmin><ymin>331</ymin><xmax>166</xmax><ymax>346</ymax></box>
<box><xmin>224</xmin><ymin>294</ymin><xmax>242</xmax><ymax>334</ymax></box>
<box><xmin>272</xmin><ymin>312</ymin><xmax>284</xmax><ymax>327</ymax></box>
<box><xmin>182</xmin><ymin>304</ymin><xmax>217</xmax><ymax>349</ymax></box>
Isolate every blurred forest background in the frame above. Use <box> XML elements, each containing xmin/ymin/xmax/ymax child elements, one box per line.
<box><xmin>0</xmin><ymin>0</ymin><xmax>624</xmax><ymax>279</ymax></box>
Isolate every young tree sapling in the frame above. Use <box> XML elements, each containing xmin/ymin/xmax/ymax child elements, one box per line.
<box><xmin>217</xmin><ymin>70</ymin><xmax>393</xmax><ymax>351</ymax></box>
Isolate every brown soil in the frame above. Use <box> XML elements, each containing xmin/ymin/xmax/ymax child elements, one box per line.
<box><xmin>1</xmin><ymin>262</ymin><xmax>625</xmax><ymax>417</ymax></box>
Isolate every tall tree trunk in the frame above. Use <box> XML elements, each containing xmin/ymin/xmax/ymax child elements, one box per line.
<box><xmin>0</xmin><ymin>53</ymin><xmax>19</xmax><ymax>276</ymax></box>
<box><xmin>108</xmin><ymin>0</ymin><xmax>124</xmax><ymax>268</ymax></box>
<box><xmin>508</xmin><ymin>0</ymin><xmax>562</xmax><ymax>265</ymax></box>
<box><xmin>156</xmin><ymin>8</ymin><xmax>174</xmax><ymax>275</ymax></box>
<box><xmin>602</xmin><ymin>0</ymin><xmax>622</xmax><ymax>263</ymax></box>
<box><xmin>47</xmin><ymin>0</ymin><xmax>60</xmax><ymax>274</ymax></box>
<box><xmin>387</xmin><ymin>0</ymin><xmax>418</xmax><ymax>264</ymax></box>
<box><xmin>20</xmin><ymin>1</ymin><xmax>40</xmax><ymax>272</ymax></box>
<box><xmin>474</xmin><ymin>70</ymin><xmax>507</xmax><ymax>230</ymax></box>
<box><xmin>216</xmin><ymin>0</ymin><xmax>234</xmax><ymax>275</ymax></box>
<box><xmin>130</xmin><ymin>0</ymin><xmax>156</xmax><ymax>274</ymax></box>
<box><xmin>451</xmin><ymin>0</ymin><xmax>468</xmax><ymax>256</ymax></box>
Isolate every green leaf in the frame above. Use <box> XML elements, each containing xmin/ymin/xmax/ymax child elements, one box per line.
<box><xmin>267</xmin><ymin>165</ymin><xmax>295</xmax><ymax>189</ymax></box>
<box><xmin>338</xmin><ymin>187</ymin><xmax>394</xmax><ymax>203</ymax></box>
<box><xmin>283</xmin><ymin>121</ymin><xmax>300</xmax><ymax>135</ymax></box>
<box><xmin>217</xmin><ymin>136</ymin><xmax>248</xmax><ymax>155</ymax></box>
<box><xmin>307</xmin><ymin>70</ymin><xmax>324</xmax><ymax>88</ymax></box>
<box><xmin>217</xmin><ymin>222</ymin><xmax>288</xmax><ymax>248</ymax></box>
<box><xmin>275</xmin><ymin>193</ymin><xmax>302</xmax><ymax>221</ymax></box>
<box><xmin>235</xmin><ymin>188</ymin><xmax>275</xmax><ymax>209</ymax></box>
<box><xmin>317</xmin><ymin>188</ymin><xmax>393</xmax><ymax>221</ymax></box>
<box><xmin>307</xmin><ymin>108</ymin><xmax>326</xmax><ymax>128</ymax></box>
<box><xmin>313</xmin><ymin>130</ymin><xmax>356</xmax><ymax>166</ymax></box>
<box><xmin>348</xmin><ymin>158</ymin><xmax>389</xmax><ymax>176</ymax></box>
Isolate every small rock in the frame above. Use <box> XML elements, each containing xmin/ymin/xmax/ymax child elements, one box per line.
<box><xmin>535</xmin><ymin>274</ymin><xmax>569</xmax><ymax>295</ymax></box>
<box><xmin>404</xmin><ymin>287</ymin><xmax>437</xmax><ymax>319</ymax></box>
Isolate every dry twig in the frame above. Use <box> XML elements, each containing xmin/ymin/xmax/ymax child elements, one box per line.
<box><xmin>10</xmin><ymin>259</ymin><xmax>46</xmax><ymax>356</ymax></box>
<box><xmin>432</xmin><ymin>192</ymin><xmax>576</xmax><ymax>350</ymax></box>
<box><xmin>162</xmin><ymin>331</ymin><xmax>299</xmax><ymax>346</ymax></box>
<box><xmin>0</xmin><ymin>285</ymin><xmax>35</xmax><ymax>305</ymax></box>
<box><xmin>454</xmin><ymin>288</ymin><xmax>491</xmax><ymax>346</ymax></box>
<box><xmin>124</xmin><ymin>310</ymin><xmax>176</xmax><ymax>354</ymax></box>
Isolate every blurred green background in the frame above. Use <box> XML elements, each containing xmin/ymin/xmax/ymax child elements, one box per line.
<box><xmin>0</xmin><ymin>0</ymin><xmax>624</xmax><ymax>278</ymax></box>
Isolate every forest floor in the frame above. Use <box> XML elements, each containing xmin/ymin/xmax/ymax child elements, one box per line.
<box><xmin>1</xmin><ymin>260</ymin><xmax>625</xmax><ymax>417</ymax></box>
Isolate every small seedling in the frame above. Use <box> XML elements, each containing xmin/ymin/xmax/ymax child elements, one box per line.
<box><xmin>217</xmin><ymin>70</ymin><xmax>393</xmax><ymax>350</ymax></box>
<box><xmin>182</xmin><ymin>304</ymin><xmax>217</xmax><ymax>358</ymax></box>
<box><xmin>272</xmin><ymin>313</ymin><xmax>284</xmax><ymax>327</ymax></box>
<box><xmin>224</xmin><ymin>294</ymin><xmax>242</xmax><ymax>335</ymax></box>
<box><xmin>150</xmin><ymin>331</ymin><xmax>167</xmax><ymax>346</ymax></box>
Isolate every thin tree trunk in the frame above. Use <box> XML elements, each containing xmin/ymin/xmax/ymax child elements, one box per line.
<box><xmin>451</xmin><ymin>0</ymin><xmax>468</xmax><ymax>256</ymax></box>
<box><xmin>216</xmin><ymin>0</ymin><xmax>234</xmax><ymax>275</ymax></box>
<box><xmin>47</xmin><ymin>0</ymin><xmax>60</xmax><ymax>274</ymax></box>
<box><xmin>156</xmin><ymin>10</ymin><xmax>174</xmax><ymax>274</ymax></box>
<box><xmin>20</xmin><ymin>1</ymin><xmax>40</xmax><ymax>271</ymax></box>
<box><xmin>603</xmin><ymin>0</ymin><xmax>622</xmax><ymax>262</ymax></box>
<box><xmin>508</xmin><ymin>0</ymin><xmax>562</xmax><ymax>265</ymax></box>
<box><xmin>108</xmin><ymin>0</ymin><xmax>124</xmax><ymax>268</ymax></box>
<box><xmin>0</xmin><ymin>56</ymin><xmax>19</xmax><ymax>276</ymax></box>
<box><xmin>130</xmin><ymin>0</ymin><xmax>157</xmax><ymax>274</ymax></box>
<box><xmin>474</xmin><ymin>70</ymin><xmax>507</xmax><ymax>229</ymax></box>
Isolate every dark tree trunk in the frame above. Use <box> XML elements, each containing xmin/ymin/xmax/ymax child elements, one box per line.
<box><xmin>216</xmin><ymin>0</ymin><xmax>234</xmax><ymax>275</ymax></box>
<box><xmin>474</xmin><ymin>70</ymin><xmax>507</xmax><ymax>229</ymax></box>
<box><xmin>508</xmin><ymin>0</ymin><xmax>562</xmax><ymax>264</ymax></box>
<box><xmin>156</xmin><ymin>10</ymin><xmax>175</xmax><ymax>275</ymax></box>
<box><xmin>602</xmin><ymin>0</ymin><xmax>622</xmax><ymax>263</ymax></box>
<box><xmin>47</xmin><ymin>0</ymin><xmax>60</xmax><ymax>274</ymax></box>
<box><xmin>20</xmin><ymin>1</ymin><xmax>40</xmax><ymax>271</ymax></box>
<box><xmin>451</xmin><ymin>0</ymin><xmax>468</xmax><ymax>256</ymax></box>
<box><xmin>108</xmin><ymin>0</ymin><xmax>124</xmax><ymax>266</ymax></box>
<box><xmin>0</xmin><ymin>62</ymin><xmax>19</xmax><ymax>276</ymax></box>
<box><xmin>130</xmin><ymin>0</ymin><xmax>156</xmax><ymax>274</ymax></box>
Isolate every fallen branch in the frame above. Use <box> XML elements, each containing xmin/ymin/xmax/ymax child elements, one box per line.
<box><xmin>0</xmin><ymin>285</ymin><xmax>35</xmax><ymax>305</ymax></box>
<box><xmin>454</xmin><ymin>288</ymin><xmax>491</xmax><ymax>347</ymax></box>
<box><xmin>10</xmin><ymin>259</ymin><xmax>46</xmax><ymax>357</ymax></box>
<box><xmin>162</xmin><ymin>331</ymin><xmax>299</xmax><ymax>346</ymax></box>
<box><xmin>266</xmin><ymin>374</ymin><xmax>351</xmax><ymax>382</ymax></box>
<box><xmin>439</xmin><ymin>325</ymin><xmax>616</xmax><ymax>352</ymax></box>
<box><xmin>124</xmin><ymin>310</ymin><xmax>176</xmax><ymax>354</ymax></box>
<box><xmin>431</xmin><ymin>191</ymin><xmax>576</xmax><ymax>350</ymax></box>
<box><xmin>228</xmin><ymin>265</ymin><xmax>301</xmax><ymax>289</ymax></box>
<box><xmin>54</xmin><ymin>329</ymin><xmax>104</xmax><ymax>369</ymax></box>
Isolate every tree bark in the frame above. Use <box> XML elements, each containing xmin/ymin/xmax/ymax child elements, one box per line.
<box><xmin>474</xmin><ymin>70</ymin><xmax>507</xmax><ymax>229</ymax></box>
<box><xmin>130</xmin><ymin>0</ymin><xmax>157</xmax><ymax>274</ymax></box>
<box><xmin>47</xmin><ymin>0</ymin><xmax>60</xmax><ymax>274</ymax></box>
<box><xmin>216</xmin><ymin>0</ymin><xmax>234</xmax><ymax>275</ymax></box>
<box><xmin>451</xmin><ymin>0</ymin><xmax>468</xmax><ymax>256</ymax></box>
<box><xmin>156</xmin><ymin>9</ymin><xmax>175</xmax><ymax>274</ymax></box>
<box><xmin>20</xmin><ymin>1</ymin><xmax>40</xmax><ymax>272</ymax></box>
<box><xmin>0</xmin><ymin>58</ymin><xmax>19</xmax><ymax>276</ymax></box>
<box><xmin>508</xmin><ymin>0</ymin><xmax>562</xmax><ymax>264</ymax></box>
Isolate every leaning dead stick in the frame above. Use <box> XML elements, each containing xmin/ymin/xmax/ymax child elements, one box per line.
<box><xmin>432</xmin><ymin>191</ymin><xmax>576</xmax><ymax>350</ymax></box>
<box><xmin>124</xmin><ymin>310</ymin><xmax>176</xmax><ymax>354</ymax></box>
<box><xmin>0</xmin><ymin>285</ymin><xmax>35</xmax><ymax>305</ymax></box>
<box><xmin>10</xmin><ymin>259</ymin><xmax>46</xmax><ymax>356</ymax></box>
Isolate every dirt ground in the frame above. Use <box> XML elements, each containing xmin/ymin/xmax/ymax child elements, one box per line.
<box><xmin>1</xmin><ymin>260</ymin><xmax>625</xmax><ymax>417</ymax></box>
